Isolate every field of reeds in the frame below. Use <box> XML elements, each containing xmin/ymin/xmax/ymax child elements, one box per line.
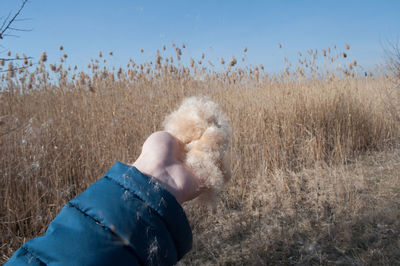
<box><xmin>1</xmin><ymin>44</ymin><xmax>400</xmax><ymax>265</ymax></box>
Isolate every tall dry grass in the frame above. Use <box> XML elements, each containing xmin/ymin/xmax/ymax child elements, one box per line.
<box><xmin>1</xmin><ymin>44</ymin><xmax>399</xmax><ymax>264</ymax></box>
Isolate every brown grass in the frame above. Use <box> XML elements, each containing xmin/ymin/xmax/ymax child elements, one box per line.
<box><xmin>182</xmin><ymin>149</ymin><xmax>400</xmax><ymax>265</ymax></box>
<box><xmin>1</xmin><ymin>45</ymin><xmax>399</xmax><ymax>264</ymax></box>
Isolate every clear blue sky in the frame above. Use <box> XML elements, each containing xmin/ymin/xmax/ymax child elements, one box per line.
<box><xmin>1</xmin><ymin>0</ymin><xmax>399</xmax><ymax>73</ymax></box>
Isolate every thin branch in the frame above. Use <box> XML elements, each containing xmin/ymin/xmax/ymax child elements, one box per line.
<box><xmin>14</xmin><ymin>18</ymin><xmax>33</xmax><ymax>22</ymax></box>
<box><xmin>0</xmin><ymin>57</ymin><xmax>33</xmax><ymax>61</ymax></box>
<box><xmin>0</xmin><ymin>63</ymin><xmax>37</xmax><ymax>73</ymax></box>
<box><xmin>8</xmin><ymin>27</ymin><xmax>32</xmax><ymax>32</ymax></box>
<box><xmin>0</xmin><ymin>0</ymin><xmax>29</xmax><ymax>39</ymax></box>
<box><xmin>384</xmin><ymin>38</ymin><xmax>400</xmax><ymax>79</ymax></box>
<box><xmin>3</xmin><ymin>34</ymin><xmax>20</xmax><ymax>38</ymax></box>
<box><xmin>0</xmin><ymin>13</ymin><xmax>11</xmax><ymax>33</ymax></box>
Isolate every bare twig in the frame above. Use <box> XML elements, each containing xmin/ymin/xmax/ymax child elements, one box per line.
<box><xmin>8</xmin><ymin>27</ymin><xmax>32</xmax><ymax>32</ymax></box>
<box><xmin>2</xmin><ymin>34</ymin><xmax>20</xmax><ymax>38</ymax></box>
<box><xmin>0</xmin><ymin>1</ymin><xmax>32</xmax><ymax>72</ymax></box>
<box><xmin>0</xmin><ymin>0</ymin><xmax>29</xmax><ymax>39</ymax></box>
<box><xmin>14</xmin><ymin>18</ymin><xmax>33</xmax><ymax>22</ymax></box>
<box><xmin>0</xmin><ymin>13</ymin><xmax>12</xmax><ymax>34</ymax></box>
<box><xmin>383</xmin><ymin>39</ymin><xmax>400</xmax><ymax>123</ymax></box>
<box><xmin>0</xmin><ymin>57</ymin><xmax>33</xmax><ymax>62</ymax></box>
<box><xmin>0</xmin><ymin>63</ymin><xmax>36</xmax><ymax>73</ymax></box>
<box><xmin>384</xmin><ymin>39</ymin><xmax>400</xmax><ymax>79</ymax></box>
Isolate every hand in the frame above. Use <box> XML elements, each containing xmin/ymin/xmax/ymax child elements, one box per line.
<box><xmin>133</xmin><ymin>131</ymin><xmax>203</xmax><ymax>204</ymax></box>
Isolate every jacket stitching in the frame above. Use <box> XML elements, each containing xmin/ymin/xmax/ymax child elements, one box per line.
<box><xmin>104</xmin><ymin>175</ymin><xmax>166</xmax><ymax>222</ymax></box>
<box><xmin>103</xmin><ymin>175</ymin><xmax>180</xmax><ymax>260</ymax></box>
<box><xmin>21</xmin><ymin>246</ymin><xmax>47</xmax><ymax>265</ymax></box>
<box><xmin>67</xmin><ymin>201</ymin><xmax>145</xmax><ymax>266</ymax></box>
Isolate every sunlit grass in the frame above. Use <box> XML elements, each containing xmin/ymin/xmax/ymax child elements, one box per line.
<box><xmin>1</xmin><ymin>44</ymin><xmax>399</xmax><ymax>264</ymax></box>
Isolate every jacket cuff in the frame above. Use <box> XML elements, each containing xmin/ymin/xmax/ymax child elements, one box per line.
<box><xmin>104</xmin><ymin>161</ymin><xmax>192</xmax><ymax>260</ymax></box>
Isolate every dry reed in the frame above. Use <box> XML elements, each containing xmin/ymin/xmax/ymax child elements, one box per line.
<box><xmin>1</xmin><ymin>44</ymin><xmax>399</xmax><ymax>264</ymax></box>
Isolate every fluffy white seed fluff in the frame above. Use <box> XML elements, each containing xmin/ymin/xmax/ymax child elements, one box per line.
<box><xmin>163</xmin><ymin>97</ymin><xmax>231</xmax><ymax>200</ymax></box>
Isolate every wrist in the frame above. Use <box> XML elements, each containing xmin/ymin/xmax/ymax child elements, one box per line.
<box><xmin>133</xmin><ymin>161</ymin><xmax>185</xmax><ymax>204</ymax></box>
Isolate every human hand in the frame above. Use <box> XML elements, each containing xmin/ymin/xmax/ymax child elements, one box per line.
<box><xmin>133</xmin><ymin>131</ymin><xmax>203</xmax><ymax>204</ymax></box>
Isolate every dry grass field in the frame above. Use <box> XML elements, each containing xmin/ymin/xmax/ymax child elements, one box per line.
<box><xmin>1</xmin><ymin>45</ymin><xmax>399</xmax><ymax>265</ymax></box>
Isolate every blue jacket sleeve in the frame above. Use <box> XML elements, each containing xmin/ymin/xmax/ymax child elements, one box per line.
<box><xmin>6</xmin><ymin>162</ymin><xmax>192</xmax><ymax>266</ymax></box>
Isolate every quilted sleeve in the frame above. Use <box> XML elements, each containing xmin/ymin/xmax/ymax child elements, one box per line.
<box><xmin>6</xmin><ymin>162</ymin><xmax>192</xmax><ymax>266</ymax></box>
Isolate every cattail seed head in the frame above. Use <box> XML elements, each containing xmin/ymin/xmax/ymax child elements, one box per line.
<box><xmin>156</xmin><ymin>54</ymin><xmax>162</xmax><ymax>65</ymax></box>
<box><xmin>89</xmin><ymin>84</ymin><xmax>95</xmax><ymax>93</ymax></box>
<box><xmin>40</xmin><ymin>52</ymin><xmax>47</xmax><ymax>62</ymax></box>
<box><xmin>345</xmin><ymin>43</ymin><xmax>350</xmax><ymax>50</ymax></box>
<box><xmin>278</xmin><ymin>43</ymin><xmax>282</xmax><ymax>48</ymax></box>
<box><xmin>229</xmin><ymin>56</ymin><xmax>237</xmax><ymax>67</ymax></box>
<box><xmin>60</xmin><ymin>45</ymin><xmax>64</xmax><ymax>51</ymax></box>
<box><xmin>7</xmin><ymin>62</ymin><xmax>15</xmax><ymax>78</ymax></box>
